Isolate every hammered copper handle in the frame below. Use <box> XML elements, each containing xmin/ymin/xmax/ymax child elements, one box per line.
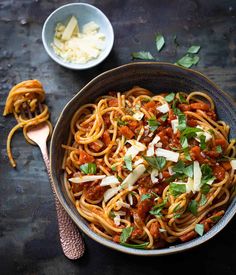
<box><xmin>40</xmin><ymin>142</ymin><xmax>85</xmax><ymax>259</ymax></box>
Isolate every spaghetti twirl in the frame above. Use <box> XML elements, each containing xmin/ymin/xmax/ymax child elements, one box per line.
<box><xmin>3</xmin><ymin>80</ymin><xmax>52</xmax><ymax>167</ymax></box>
<box><xmin>62</xmin><ymin>86</ymin><xmax>236</xmax><ymax>249</ymax></box>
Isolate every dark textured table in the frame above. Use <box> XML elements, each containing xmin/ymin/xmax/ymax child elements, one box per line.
<box><xmin>0</xmin><ymin>1</ymin><xmax>236</xmax><ymax>274</ymax></box>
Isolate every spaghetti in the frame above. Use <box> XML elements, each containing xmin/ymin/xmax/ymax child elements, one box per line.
<box><xmin>62</xmin><ymin>86</ymin><xmax>236</xmax><ymax>249</ymax></box>
<box><xmin>3</xmin><ymin>79</ymin><xmax>52</xmax><ymax>167</ymax></box>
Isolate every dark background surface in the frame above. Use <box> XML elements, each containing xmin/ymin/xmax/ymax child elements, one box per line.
<box><xmin>0</xmin><ymin>0</ymin><xmax>236</xmax><ymax>274</ymax></box>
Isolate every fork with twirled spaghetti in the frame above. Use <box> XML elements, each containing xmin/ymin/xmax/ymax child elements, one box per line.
<box><xmin>3</xmin><ymin>80</ymin><xmax>85</xmax><ymax>259</ymax></box>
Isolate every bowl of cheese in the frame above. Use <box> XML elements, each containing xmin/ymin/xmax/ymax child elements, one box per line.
<box><xmin>42</xmin><ymin>3</ymin><xmax>114</xmax><ymax>70</ymax></box>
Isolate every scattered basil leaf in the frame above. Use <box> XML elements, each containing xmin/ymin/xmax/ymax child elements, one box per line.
<box><xmin>109</xmin><ymin>211</ymin><xmax>116</xmax><ymax>218</ymax></box>
<box><xmin>201</xmin><ymin>164</ymin><xmax>215</xmax><ymax>185</ymax></box>
<box><xmin>195</xmin><ymin>223</ymin><xmax>204</xmax><ymax>236</ymax></box>
<box><xmin>177</xmin><ymin>113</ymin><xmax>187</xmax><ymax>131</ymax></box>
<box><xmin>141</xmin><ymin>193</ymin><xmax>152</xmax><ymax>201</ymax></box>
<box><xmin>172</xmin><ymin>99</ymin><xmax>182</xmax><ymax>115</ymax></box>
<box><xmin>216</xmin><ymin>145</ymin><xmax>222</xmax><ymax>153</ymax></box>
<box><xmin>211</xmin><ymin>216</ymin><xmax>222</xmax><ymax>223</ymax></box>
<box><xmin>199</xmin><ymin>194</ymin><xmax>207</xmax><ymax>206</ymax></box>
<box><xmin>169</xmin><ymin>183</ymin><xmax>186</xmax><ymax>197</ymax></box>
<box><xmin>120</xmin><ymin>242</ymin><xmax>149</xmax><ymax>249</ymax></box>
<box><xmin>131</xmin><ymin>51</ymin><xmax>154</xmax><ymax>60</ymax></box>
<box><xmin>188</xmin><ymin>200</ymin><xmax>198</xmax><ymax>216</ymax></box>
<box><xmin>147</xmin><ymin>117</ymin><xmax>160</xmax><ymax>131</ymax></box>
<box><xmin>142</xmin><ymin>97</ymin><xmax>151</xmax><ymax>102</ymax></box>
<box><xmin>200</xmin><ymin>184</ymin><xmax>210</xmax><ymax>194</ymax></box>
<box><xmin>160</xmin><ymin>114</ymin><xmax>168</xmax><ymax>122</ymax></box>
<box><xmin>179</xmin><ymin>94</ymin><xmax>187</xmax><ymax>103</ymax></box>
<box><xmin>149</xmin><ymin>198</ymin><xmax>167</xmax><ymax>216</ymax></box>
<box><xmin>173</xmin><ymin>203</ymin><xmax>181</xmax><ymax>212</ymax></box>
<box><xmin>143</xmin><ymin>156</ymin><xmax>166</xmax><ymax>171</ymax></box>
<box><xmin>192</xmin><ymin>55</ymin><xmax>200</xmax><ymax>65</ymax></box>
<box><xmin>184</xmin><ymin>164</ymin><xmax>193</xmax><ymax>178</ymax></box>
<box><xmin>180</xmin><ymin>136</ymin><xmax>189</xmax><ymax>149</ymax></box>
<box><xmin>177</xmin><ymin>54</ymin><xmax>200</xmax><ymax>68</ymax></box>
<box><xmin>199</xmin><ymin>134</ymin><xmax>206</xmax><ymax>150</ymax></box>
<box><xmin>156</xmin><ymin>33</ymin><xmax>165</xmax><ymax>51</ymax></box>
<box><xmin>165</xmin><ymin>92</ymin><xmax>175</xmax><ymax>102</ymax></box>
<box><xmin>111</xmin><ymin>165</ymin><xmax>117</xmax><ymax>171</ymax></box>
<box><xmin>181</xmin><ymin>127</ymin><xmax>203</xmax><ymax>138</ymax></box>
<box><xmin>80</xmin><ymin>163</ymin><xmax>96</xmax><ymax>174</ymax></box>
<box><xmin>117</xmin><ymin>119</ymin><xmax>128</xmax><ymax>126</ymax></box>
<box><xmin>124</xmin><ymin>155</ymin><xmax>132</xmax><ymax>171</ymax></box>
<box><xmin>184</xmin><ymin>148</ymin><xmax>192</xmax><ymax>161</ymax></box>
<box><xmin>120</xmin><ymin>227</ymin><xmax>134</xmax><ymax>243</ymax></box>
<box><xmin>188</xmin><ymin>45</ymin><xmax>201</xmax><ymax>54</ymax></box>
<box><xmin>173</xmin><ymin>213</ymin><xmax>182</xmax><ymax>219</ymax></box>
<box><xmin>172</xmin><ymin>161</ymin><xmax>193</xmax><ymax>178</ymax></box>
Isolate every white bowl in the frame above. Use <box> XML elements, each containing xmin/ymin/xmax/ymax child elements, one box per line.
<box><xmin>42</xmin><ymin>3</ymin><xmax>114</xmax><ymax>70</ymax></box>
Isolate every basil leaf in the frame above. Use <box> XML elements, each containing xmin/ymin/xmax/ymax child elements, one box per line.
<box><xmin>156</xmin><ymin>33</ymin><xmax>165</xmax><ymax>51</ymax></box>
<box><xmin>141</xmin><ymin>193</ymin><xmax>152</xmax><ymax>201</ymax></box>
<box><xmin>80</xmin><ymin>163</ymin><xmax>96</xmax><ymax>174</ymax></box>
<box><xmin>124</xmin><ymin>155</ymin><xmax>132</xmax><ymax>171</ymax></box>
<box><xmin>177</xmin><ymin>113</ymin><xmax>187</xmax><ymax>131</ymax></box>
<box><xmin>179</xmin><ymin>94</ymin><xmax>187</xmax><ymax>103</ymax></box>
<box><xmin>195</xmin><ymin>223</ymin><xmax>204</xmax><ymax>236</ymax></box>
<box><xmin>180</xmin><ymin>136</ymin><xmax>189</xmax><ymax>149</ymax></box>
<box><xmin>173</xmin><ymin>213</ymin><xmax>182</xmax><ymax>219</ymax></box>
<box><xmin>216</xmin><ymin>145</ymin><xmax>222</xmax><ymax>153</ymax></box>
<box><xmin>188</xmin><ymin>200</ymin><xmax>198</xmax><ymax>216</ymax></box>
<box><xmin>111</xmin><ymin>165</ymin><xmax>117</xmax><ymax>171</ymax></box>
<box><xmin>147</xmin><ymin>117</ymin><xmax>160</xmax><ymax>131</ymax></box>
<box><xmin>199</xmin><ymin>194</ymin><xmax>207</xmax><ymax>206</ymax></box>
<box><xmin>172</xmin><ymin>99</ymin><xmax>182</xmax><ymax>115</ymax></box>
<box><xmin>181</xmin><ymin>127</ymin><xmax>203</xmax><ymax>138</ymax></box>
<box><xmin>201</xmin><ymin>164</ymin><xmax>215</xmax><ymax>185</ymax></box>
<box><xmin>211</xmin><ymin>216</ymin><xmax>222</xmax><ymax>223</ymax></box>
<box><xmin>184</xmin><ymin>148</ymin><xmax>192</xmax><ymax>161</ymax></box>
<box><xmin>200</xmin><ymin>184</ymin><xmax>210</xmax><ymax>194</ymax></box>
<box><xmin>131</xmin><ymin>51</ymin><xmax>154</xmax><ymax>60</ymax></box>
<box><xmin>143</xmin><ymin>156</ymin><xmax>166</xmax><ymax>171</ymax></box>
<box><xmin>117</xmin><ymin>119</ymin><xmax>128</xmax><ymax>126</ymax></box>
<box><xmin>169</xmin><ymin>183</ymin><xmax>186</xmax><ymax>197</ymax></box>
<box><xmin>165</xmin><ymin>92</ymin><xmax>175</xmax><ymax>102</ymax></box>
<box><xmin>184</xmin><ymin>164</ymin><xmax>193</xmax><ymax>177</ymax></box>
<box><xmin>188</xmin><ymin>45</ymin><xmax>201</xmax><ymax>54</ymax></box>
<box><xmin>172</xmin><ymin>160</ymin><xmax>185</xmax><ymax>174</ymax></box>
<box><xmin>177</xmin><ymin>54</ymin><xmax>200</xmax><ymax>68</ymax></box>
<box><xmin>120</xmin><ymin>227</ymin><xmax>134</xmax><ymax>243</ymax></box>
<box><xmin>149</xmin><ymin>198</ymin><xmax>167</xmax><ymax>216</ymax></box>
<box><xmin>199</xmin><ymin>134</ymin><xmax>206</xmax><ymax>150</ymax></box>
<box><xmin>121</xmin><ymin>242</ymin><xmax>149</xmax><ymax>249</ymax></box>
<box><xmin>172</xmin><ymin>161</ymin><xmax>193</xmax><ymax>178</ymax></box>
<box><xmin>109</xmin><ymin>211</ymin><xmax>116</xmax><ymax>218</ymax></box>
<box><xmin>160</xmin><ymin>114</ymin><xmax>168</xmax><ymax>122</ymax></box>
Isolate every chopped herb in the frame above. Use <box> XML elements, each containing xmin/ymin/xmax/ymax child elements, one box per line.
<box><xmin>188</xmin><ymin>200</ymin><xmax>198</xmax><ymax>216</ymax></box>
<box><xmin>184</xmin><ymin>164</ymin><xmax>193</xmax><ymax>177</ymax></box>
<box><xmin>120</xmin><ymin>227</ymin><xmax>134</xmax><ymax>243</ymax></box>
<box><xmin>216</xmin><ymin>145</ymin><xmax>222</xmax><ymax>153</ymax></box>
<box><xmin>177</xmin><ymin>113</ymin><xmax>187</xmax><ymax>131</ymax></box>
<box><xmin>155</xmin><ymin>33</ymin><xmax>165</xmax><ymax>51</ymax></box>
<box><xmin>120</xmin><ymin>242</ymin><xmax>149</xmax><ymax>249</ymax></box>
<box><xmin>169</xmin><ymin>183</ymin><xmax>186</xmax><ymax>197</ymax></box>
<box><xmin>141</xmin><ymin>97</ymin><xmax>151</xmax><ymax>102</ymax></box>
<box><xmin>160</xmin><ymin>114</ymin><xmax>168</xmax><ymax>121</ymax></box>
<box><xmin>195</xmin><ymin>223</ymin><xmax>204</xmax><ymax>236</ymax></box>
<box><xmin>124</xmin><ymin>155</ymin><xmax>132</xmax><ymax>171</ymax></box>
<box><xmin>141</xmin><ymin>193</ymin><xmax>152</xmax><ymax>201</ymax></box>
<box><xmin>143</xmin><ymin>156</ymin><xmax>166</xmax><ymax>171</ymax></box>
<box><xmin>184</xmin><ymin>149</ymin><xmax>192</xmax><ymax>161</ymax></box>
<box><xmin>117</xmin><ymin>176</ymin><xmax>123</xmax><ymax>182</ymax></box>
<box><xmin>109</xmin><ymin>211</ymin><xmax>116</xmax><ymax>218</ymax></box>
<box><xmin>180</xmin><ymin>136</ymin><xmax>189</xmax><ymax>149</ymax></box>
<box><xmin>211</xmin><ymin>215</ymin><xmax>222</xmax><ymax>223</ymax></box>
<box><xmin>176</xmin><ymin>54</ymin><xmax>200</xmax><ymax>68</ymax></box>
<box><xmin>149</xmin><ymin>198</ymin><xmax>167</xmax><ymax>216</ymax></box>
<box><xmin>200</xmin><ymin>184</ymin><xmax>210</xmax><ymax>194</ymax></box>
<box><xmin>173</xmin><ymin>213</ymin><xmax>182</xmax><ymax>219</ymax></box>
<box><xmin>199</xmin><ymin>194</ymin><xmax>207</xmax><ymax>206</ymax></box>
<box><xmin>199</xmin><ymin>135</ymin><xmax>206</xmax><ymax>150</ymax></box>
<box><xmin>188</xmin><ymin>45</ymin><xmax>201</xmax><ymax>54</ymax></box>
<box><xmin>179</xmin><ymin>94</ymin><xmax>187</xmax><ymax>103</ymax></box>
<box><xmin>181</xmin><ymin>127</ymin><xmax>203</xmax><ymax>138</ymax></box>
<box><xmin>165</xmin><ymin>92</ymin><xmax>175</xmax><ymax>102</ymax></box>
<box><xmin>80</xmin><ymin>163</ymin><xmax>96</xmax><ymax>174</ymax></box>
<box><xmin>111</xmin><ymin>165</ymin><xmax>117</xmax><ymax>171</ymax></box>
<box><xmin>172</xmin><ymin>160</ymin><xmax>193</xmax><ymax>178</ymax></box>
<box><xmin>173</xmin><ymin>203</ymin><xmax>181</xmax><ymax>212</ymax></box>
<box><xmin>172</xmin><ymin>99</ymin><xmax>182</xmax><ymax>115</ymax></box>
<box><xmin>201</xmin><ymin>164</ymin><xmax>215</xmax><ymax>185</ymax></box>
<box><xmin>117</xmin><ymin>119</ymin><xmax>128</xmax><ymax>126</ymax></box>
<box><xmin>147</xmin><ymin>117</ymin><xmax>160</xmax><ymax>131</ymax></box>
<box><xmin>131</xmin><ymin>51</ymin><xmax>154</xmax><ymax>60</ymax></box>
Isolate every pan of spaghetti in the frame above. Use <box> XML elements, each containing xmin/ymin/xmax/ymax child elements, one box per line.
<box><xmin>50</xmin><ymin>62</ymin><xmax>236</xmax><ymax>255</ymax></box>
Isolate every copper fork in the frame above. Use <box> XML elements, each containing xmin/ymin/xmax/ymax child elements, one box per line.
<box><xmin>24</xmin><ymin>106</ymin><xmax>85</xmax><ymax>259</ymax></box>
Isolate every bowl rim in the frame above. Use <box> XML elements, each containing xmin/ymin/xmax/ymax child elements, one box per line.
<box><xmin>50</xmin><ymin>62</ymin><xmax>236</xmax><ymax>255</ymax></box>
<box><xmin>42</xmin><ymin>2</ymin><xmax>114</xmax><ymax>70</ymax></box>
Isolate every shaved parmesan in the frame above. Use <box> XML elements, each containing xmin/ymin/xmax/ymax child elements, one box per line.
<box><xmin>69</xmin><ymin>175</ymin><xmax>106</xmax><ymax>183</ymax></box>
<box><xmin>128</xmin><ymin>193</ymin><xmax>133</xmax><ymax>205</ymax></box>
<box><xmin>133</xmin><ymin>111</ymin><xmax>144</xmax><ymax>121</ymax></box>
<box><xmin>114</xmin><ymin>215</ymin><xmax>120</xmax><ymax>226</ymax></box>
<box><xmin>155</xmin><ymin>148</ymin><xmax>179</xmax><ymax>162</ymax></box>
<box><xmin>171</xmin><ymin>119</ymin><xmax>179</xmax><ymax>134</ymax></box>
<box><xmin>82</xmin><ymin>21</ymin><xmax>99</xmax><ymax>34</ymax></box>
<box><xmin>133</xmin><ymin>158</ymin><xmax>144</xmax><ymax>166</ymax></box>
<box><xmin>193</xmin><ymin>161</ymin><xmax>202</xmax><ymax>192</ymax></box>
<box><xmin>157</xmin><ymin>103</ymin><xmax>169</xmax><ymax>113</ymax></box>
<box><xmin>146</xmin><ymin>135</ymin><xmax>161</xmax><ymax>156</ymax></box>
<box><xmin>62</xmin><ymin>16</ymin><xmax>78</xmax><ymax>41</ymax></box>
<box><xmin>230</xmin><ymin>160</ymin><xmax>236</xmax><ymax>170</ymax></box>
<box><xmin>125</xmin><ymin>146</ymin><xmax>140</xmax><ymax>159</ymax></box>
<box><xmin>100</xmin><ymin>176</ymin><xmax>119</xmax><ymax>186</ymax></box>
<box><xmin>151</xmin><ymin>169</ymin><xmax>159</xmax><ymax>183</ymax></box>
<box><xmin>104</xmin><ymin>186</ymin><xmax>121</xmax><ymax>202</ymax></box>
<box><xmin>116</xmin><ymin>201</ymin><xmax>130</xmax><ymax>208</ymax></box>
<box><xmin>195</xmin><ymin>126</ymin><xmax>212</xmax><ymax>142</ymax></box>
<box><xmin>121</xmin><ymin>164</ymin><xmax>146</xmax><ymax>189</ymax></box>
<box><xmin>126</xmin><ymin>140</ymin><xmax>146</xmax><ymax>159</ymax></box>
